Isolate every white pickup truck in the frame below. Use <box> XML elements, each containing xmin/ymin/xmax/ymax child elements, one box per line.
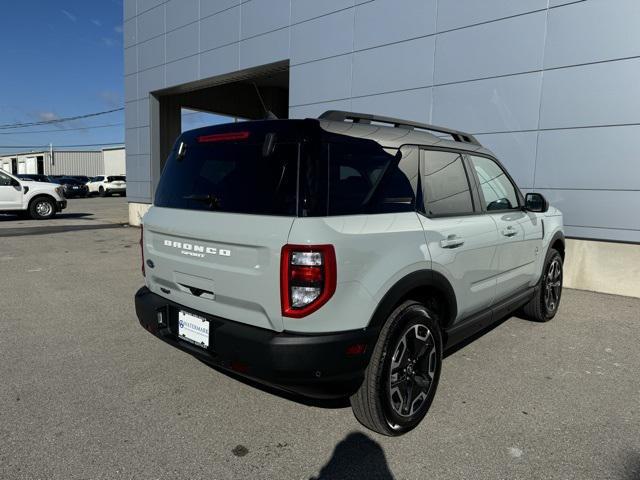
<box><xmin>0</xmin><ymin>170</ymin><xmax>66</xmax><ymax>219</ymax></box>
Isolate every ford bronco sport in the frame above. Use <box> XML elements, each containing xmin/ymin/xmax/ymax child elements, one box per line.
<box><xmin>135</xmin><ymin>111</ymin><xmax>565</xmax><ymax>436</ymax></box>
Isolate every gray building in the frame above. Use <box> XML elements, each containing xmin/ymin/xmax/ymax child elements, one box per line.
<box><xmin>0</xmin><ymin>150</ymin><xmax>104</xmax><ymax>176</ymax></box>
<box><xmin>123</xmin><ymin>0</ymin><xmax>640</xmax><ymax>297</ymax></box>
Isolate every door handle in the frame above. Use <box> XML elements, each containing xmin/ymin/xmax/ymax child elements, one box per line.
<box><xmin>440</xmin><ymin>235</ymin><xmax>464</xmax><ymax>249</ymax></box>
<box><xmin>501</xmin><ymin>226</ymin><xmax>518</xmax><ymax>237</ymax></box>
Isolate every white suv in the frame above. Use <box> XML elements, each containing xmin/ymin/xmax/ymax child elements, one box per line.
<box><xmin>87</xmin><ymin>175</ymin><xmax>126</xmax><ymax>196</ymax></box>
<box><xmin>0</xmin><ymin>170</ymin><xmax>66</xmax><ymax>219</ymax></box>
<box><xmin>135</xmin><ymin>112</ymin><xmax>565</xmax><ymax>436</ymax></box>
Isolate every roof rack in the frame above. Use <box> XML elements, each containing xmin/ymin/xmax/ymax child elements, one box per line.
<box><xmin>319</xmin><ymin>110</ymin><xmax>481</xmax><ymax>146</ymax></box>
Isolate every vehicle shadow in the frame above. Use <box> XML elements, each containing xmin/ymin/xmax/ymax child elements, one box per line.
<box><xmin>0</xmin><ymin>212</ymin><xmax>94</xmax><ymax>222</ymax></box>
<box><xmin>199</xmin><ymin>314</ymin><xmax>522</xmax><ymax>408</ymax></box>
<box><xmin>310</xmin><ymin>432</ymin><xmax>394</xmax><ymax>480</ymax></box>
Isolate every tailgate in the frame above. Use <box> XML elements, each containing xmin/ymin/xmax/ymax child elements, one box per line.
<box><xmin>143</xmin><ymin>207</ymin><xmax>293</xmax><ymax>332</ymax></box>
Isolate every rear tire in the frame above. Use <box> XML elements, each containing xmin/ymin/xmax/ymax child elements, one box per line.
<box><xmin>522</xmin><ymin>249</ymin><xmax>563</xmax><ymax>322</ymax></box>
<box><xmin>29</xmin><ymin>197</ymin><xmax>56</xmax><ymax>220</ymax></box>
<box><xmin>350</xmin><ymin>300</ymin><xmax>442</xmax><ymax>436</ymax></box>
<box><xmin>99</xmin><ymin>186</ymin><xmax>106</xmax><ymax>197</ymax></box>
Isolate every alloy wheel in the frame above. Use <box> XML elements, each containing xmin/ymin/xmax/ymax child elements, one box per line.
<box><xmin>388</xmin><ymin>323</ymin><xmax>437</xmax><ymax>418</ymax></box>
<box><xmin>544</xmin><ymin>258</ymin><xmax>562</xmax><ymax>313</ymax></box>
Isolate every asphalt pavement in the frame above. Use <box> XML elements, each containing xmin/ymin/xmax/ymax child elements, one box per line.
<box><xmin>1</xmin><ymin>198</ymin><xmax>638</xmax><ymax>479</ymax></box>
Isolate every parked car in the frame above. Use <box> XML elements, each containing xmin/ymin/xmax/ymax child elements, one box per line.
<box><xmin>87</xmin><ymin>175</ymin><xmax>126</xmax><ymax>196</ymax></box>
<box><xmin>0</xmin><ymin>170</ymin><xmax>66</xmax><ymax>219</ymax></box>
<box><xmin>17</xmin><ymin>174</ymin><xmax>52</xmax><ymax>183</ymax></box>
<box><xmin>50</xmin><ymin>176</ymin><xmax>89</xmax><ymax>198</ymax></box>
<box><xmin>135</xmin><ymin>111</ymin><xmax>565</xmax><ymax>436</ymax></box>
<box><xmin>70</xmin><ymin>175</ymin><xmax>90</xmax><ymax>184</ymax></box>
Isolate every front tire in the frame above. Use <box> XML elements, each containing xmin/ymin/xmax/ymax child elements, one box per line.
<box><xmin>350</xmin><ymin>301</ymin><xmax>442</xmax><ymax>436</ymax></box>
<box><xmin>522</xmin><ymin>249</ymin><xmax>563</xmax><ymax>322</ymax></box>
<box><xmin>99</xmin><ymin>186</ymin><xmax>106</xmax><ymax>197</ymax></box>
<box><xmin>29</xmin><ymin>197</ymin><xmax>56</xmax><ymax>220</ymax></box>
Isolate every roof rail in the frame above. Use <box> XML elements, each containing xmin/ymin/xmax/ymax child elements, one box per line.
<box><xmin>319</xmin><ymin>110</ymin><xmax>481</xmax><ymax>146</ymax></box>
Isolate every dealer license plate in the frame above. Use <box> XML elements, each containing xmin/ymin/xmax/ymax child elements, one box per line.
<box><xmin>178</xmin><ymin>310</ymin><xmax>210</xmax><ymax>348</ymax></box>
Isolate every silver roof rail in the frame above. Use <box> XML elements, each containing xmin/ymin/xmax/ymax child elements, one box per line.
<box><xmin>319</xmin><ymin>110</ymin><xmax>481</xmax><ymax>146</ymax></box>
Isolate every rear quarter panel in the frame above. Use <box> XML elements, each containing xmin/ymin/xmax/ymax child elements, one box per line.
<box><xmin>285</xmin><ymin>212</ymin><xmax>431</xmax><ymax>333</ymax></box>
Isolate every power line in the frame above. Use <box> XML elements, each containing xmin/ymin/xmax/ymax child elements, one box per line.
<box><xmin>0</xmin><ymin>108</ymin><xmax>124</xmax><ymax>130</ymax></box>
<box><xmin>0</xmin><ymin>122</ymin><xmax>124</xmax><ymax>135</ymax></box>
<box><xmin>0</xmin><ymin>142</ymin><xmax>124</xmax><ymax>149</ymax></box>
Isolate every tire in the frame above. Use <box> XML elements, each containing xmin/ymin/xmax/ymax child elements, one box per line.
<box><xmin>522</xmin><ymin>249</ymin><xmax>563</xmax><ymax>322</ymax></box>
<box><xmin>350</xmin><ymin>300</ymin><xmax>443</xmax><ymax>436</ymax></box>
<box><xmin>99</xmin><ymin>186</ymin><xmax>106</xmax><ymax>197</ymax></box>
<box><xmin>29</xmin><ymin>196</ymin><xmax>56</xmax><ymax>220</ymax></box>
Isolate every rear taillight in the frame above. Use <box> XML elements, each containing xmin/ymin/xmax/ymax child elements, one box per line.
<box><xmin>140</xmin><ymin>225</ymin><xmax>145</xmax><ymax>277</ymax></box>
<box><xmin>280</xmin><ymin>244</ymin><xmax>336</xmax><ymax>318</ymax></box>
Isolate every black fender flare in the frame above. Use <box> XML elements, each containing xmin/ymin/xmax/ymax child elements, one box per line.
<box><xmin>366</xmin><ymin>269</ymin><xmax>457</xmax><ymax>331</ymax></box>
<box><xmin>548</xmin><ymin>230</ymin><xmax>565</xmax><ymax>258</ymax></box>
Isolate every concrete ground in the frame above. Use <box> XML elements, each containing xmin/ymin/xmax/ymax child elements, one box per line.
<box><xmin>0</xmin><ymin>198</ymin><xmax>638</xmax><ymax>480</ymax></box>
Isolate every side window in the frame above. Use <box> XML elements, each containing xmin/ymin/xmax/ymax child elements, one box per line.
<box><xmin>0</xmin><ymin>171</ymin><xmax>14</xmax><ymax>186</ymax></box>
<box><xmin>422</xmin><ymin>150</ymin><xmax>474</xmax><ymax>216</ymax></box>
<box><xmin>326</xmin><ymin>143</ymin><xmax>416</xmax><ymax>216</ymax></box>
<box><xmin>469</xmin><ymin>155</ymin><xmax>519</xmax><ymax>211</ymax></box>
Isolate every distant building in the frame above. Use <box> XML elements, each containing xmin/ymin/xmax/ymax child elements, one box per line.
<box><xmin>0</xmin><ymin>147</ymin><xmax>125</xmax><ymax>177</ymax></box>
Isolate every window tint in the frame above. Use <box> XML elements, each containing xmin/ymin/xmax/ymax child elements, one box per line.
<box><xmin>422</xmin><ymin>150</ymin><xmax>474</xmax><ymax>216</ymax></box>
<box><xmin>0</xmin><ymin>171</ymin><xmax>14</xmax><ymax>186</ymax></box>
<box><xmin>155</xmin><ymin>140</ymin><xmax>299</xmax><ymax>216</ymax></box>
<box><xmin>301</xmin><ymin>142</ymin><xmax>417</xmax><ymax>216</ymax></box>
<box><xmin>470</xmin><ymin>155</ymin><xmax>519</xmax><ymax>211</ymax></box>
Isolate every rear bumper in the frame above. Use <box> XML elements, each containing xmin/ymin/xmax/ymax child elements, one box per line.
<box><xmin>134</xmin><ymin>286</ymin><xmax>377</xmax><ymax>399</ymax></box>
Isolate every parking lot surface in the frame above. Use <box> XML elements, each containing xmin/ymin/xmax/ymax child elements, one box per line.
<box><xmin>1</xmin><ymin>199</ymin><xmax>639</xmax><ymax>479</ymax></box>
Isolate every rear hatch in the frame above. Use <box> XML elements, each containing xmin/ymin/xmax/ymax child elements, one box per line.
<box><xmin>142</xmin><ymin>122</ymin><xmax>310</xmax><ymax>332</ymax></box>
<box><xmin>107</xmin><ymin>176</ymin><xmax>126</xmax><ymax>188</ymax></box>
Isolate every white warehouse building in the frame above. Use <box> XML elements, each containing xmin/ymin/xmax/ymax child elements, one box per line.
<box><xmin>0</xmin><ymin>147</ymin><xmax>126</xmax><ymax>177</ymax></box>
<box><xmin>123</xmin><ymin>0</ymin><xmax>640</xmax><ymax>297</ymax></box>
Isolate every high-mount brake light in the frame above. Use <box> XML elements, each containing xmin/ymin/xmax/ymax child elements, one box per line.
<box><xmin>280</xmin><ymin>244</ymin><xmax>336</xmax><ymax>318</ymax></box>
<box><xmin>197</xmin><ymin>131</ymin><xmax>250</xmax><ymax>143</ymax></box>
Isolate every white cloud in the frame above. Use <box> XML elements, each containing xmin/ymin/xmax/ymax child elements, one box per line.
<box><xmin>114</xmin><ymin>25</ymin><xmax>123</xmax><ymax>34</ymax></box>
<box><xmin>39</xmin><ymin>112</ymin><xmax>59</xmax><ymax>122</ymax></box>
<box><xmin>91</xmin><ymin>19</ymin><xmax>102</xmax><ymax>27</ymax></box>
<box><xmin>61</xmin><ymin>9</ymin><xmax>77</xmax><ymax>22</ymax></box>
<box><xmin>101</xmin><ymin>37</ymin><xmax>115</xmax><ymax>47</ymax></box>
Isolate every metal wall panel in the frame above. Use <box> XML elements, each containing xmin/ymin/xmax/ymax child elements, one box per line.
<box><xmin>124</xmin><ymin>0</ymin><xmax>640</xmax><ymax>242</ymax></box>
<box><xmin>46</xmin><ymin>151</ymin><xmax>104</xmax><ymax>176</ymax></box>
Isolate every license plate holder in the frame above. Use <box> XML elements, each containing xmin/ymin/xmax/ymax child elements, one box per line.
<box><xmin>178</xmin><ymin>310</ymin><xmax>210</xmax><ymax>348</ymax></box>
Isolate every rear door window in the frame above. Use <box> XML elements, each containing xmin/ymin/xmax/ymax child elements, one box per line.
<box><xmin>422</xmin><ymin>150</ymin><xmax>475</xmax><ymax>217</ymax></box>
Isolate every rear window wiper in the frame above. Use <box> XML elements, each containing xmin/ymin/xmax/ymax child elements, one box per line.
<box><xmin>182</xmin><ymin>193</ymin><xmax>221</xmax><ymax>210</ymax></box>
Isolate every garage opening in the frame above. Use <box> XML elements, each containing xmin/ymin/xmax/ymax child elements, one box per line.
<box><xmin>149</xmin><ymin>61</ymin><xmax>289</xmax><ymax>194</ymax></box>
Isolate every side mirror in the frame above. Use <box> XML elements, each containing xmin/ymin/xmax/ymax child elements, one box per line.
<box><xmin>525</xmin><ymin>192</ymin><xmax>549</xmax><ymax>213</ymax></box>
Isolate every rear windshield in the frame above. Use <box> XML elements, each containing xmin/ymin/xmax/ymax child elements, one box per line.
<box><xmin>155</xmin><ymin>136</ymin><xmax>298</xmax><ymax>215</ymax></box>
<box><xmin>154</xmin><ymin>123</ymin><xmax>417</xmax><ymax>217</ymax></box>
<box><xmin>107</xmin><ymin>176</ymin><xmax>125</xmax><ymax>182</ymax></box>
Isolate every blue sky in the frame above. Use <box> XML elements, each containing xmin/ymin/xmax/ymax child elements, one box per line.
<box><xmin>0</xmin><ymin>0</ymin><xmax>125</xmax><ymax>154</ymax></box>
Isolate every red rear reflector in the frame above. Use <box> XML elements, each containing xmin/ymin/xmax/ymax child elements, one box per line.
<box><xmin>290</xmin><ymin>266</ymin><xmax>323</xmax><ymax>283</ymax></box>
<box><xmin>197</xmin><ymin>131</ymin><xmax>250</xmax><ymax>143</ymax></box>
<box><xmin>346</xmin><ymin>344</ymin><xmax>367</xmax><ymax>356</ymax></box>
<box><xmin>230</xmin><ymin>361</ymin><xmax>249</xmax><ymax>373</ymax></box>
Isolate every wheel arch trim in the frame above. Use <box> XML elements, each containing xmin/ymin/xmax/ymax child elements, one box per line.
<box><xmin>367</xmin><ymin>270</ymin><xmax>457</xmax><ymax>331</ymax></box>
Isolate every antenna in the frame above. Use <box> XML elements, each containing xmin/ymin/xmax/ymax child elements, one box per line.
<box><xmin>253</xmin><ymin>83</ymin><xmax>278</xmax><ymax>120</ymax></box>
